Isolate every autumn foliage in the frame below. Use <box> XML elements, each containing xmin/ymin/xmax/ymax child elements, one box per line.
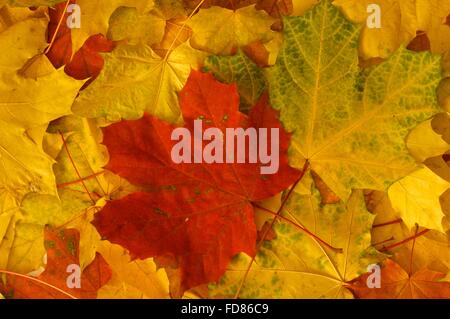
<box><xmin>0</xmin><ymin>0</ymin><xmax>449</xmax><ymax>299</ymax></box>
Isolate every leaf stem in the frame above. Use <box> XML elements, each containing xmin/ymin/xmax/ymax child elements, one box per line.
<box><xmin>379</xmin><ymin>229</ymin><xmax>429</xmax><ymax>252</ymax></box>
<box><xmin>373</xmin><ymin>218</ymin><xmax>402</xmax><ymax>228</ymax></box>
<box><xmin>59</xmin><ymin>131</ymin><xmax>96</xmax><ymax>205</ymax></box>
<box><xmin>57</xmin><ymin>171</ymin><xmax>105</xmax><ymax>188</ymax></box>
<box><xmin>372</xmin><ymin>236</ymin><xmax>394</xmax><ymax>247</ymax></box>
<box><xmin>253</xmin><ymin>203</ymin><xmax>342</xmax><ymax>252</ymax></box>
<box><xmin>408</xmin><ymin>224</ymin><xmax>419</xmax><ymax>276</ymax></box>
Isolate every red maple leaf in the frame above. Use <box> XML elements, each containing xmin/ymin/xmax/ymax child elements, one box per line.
<box><xmin>349</xmin><ymin>259</ymin><xmax>450</xmax><ymax>299</ymax></box>
<box><xmin>46</xmin><ymin>0</ymin><xmax>75</xmax><ymax>68</ymax></box>
<box><xmin>64</xmin><ymin>34</ymin><xmax>115</xmax><ymax>81</ymax></box>
<box><xmin>0</xmin><ymin>227</ymin><xmax>112</xmax><ymax>299</ymax></box>
<box><xmin>93</xmin><ymin>70</ymin><xmax>301</xmax><ymax>294</ymax></box>
<box><xmin>46</xmin><ymin>1</ymin><xmax>114</xmax><ymax>85</ymax></box>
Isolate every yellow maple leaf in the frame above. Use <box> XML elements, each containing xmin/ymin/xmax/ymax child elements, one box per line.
<box><xmin>0</xmin><ymin>3</ymin><xmax>46</xmax><ymax>33</ymax></box>
<box><xmin>416</xmin><ymin>0</ymin><xmax>450</xmax><ymax>53</ymax></box>
<box><xmin>407</xmin><ymin>117</ymin><xmax>450</xmax><ymax>163</ymax></box>
<box><xmin>388</xmin><ymin>167</ymin><xmax>450</xmax><ymax>233</ymax></box>
<box><xmin>333</xmin><ymin>0</ymin><xmax>450</xmax><ymax>58</ymax></box>
<box><xmin>70</xmin><ymin>0</ymin><xmax>155</xmax><ymax>53</ymax></box>
<box><xmin>187</xmin><ymin>4</ymin><xmax>276</xmax><ymax>55</ymax></box>
<box><xmin>107</xmin><ymin>5</ymin><xmax>166</xmax><ymax>46</ymax></box>
<box><xmin>97</xmin><ymin>241</ymin><xmax>169</xmax><ymax>299</ymax></box>
<box><xmin>73</xmin><ymin>42</ymin><xmax>207</xmax><ymax>123</ymax></box>
<box><xmin>333</xmin><ymin>0</ymin><xmax>417</xmax><ymax>59</ymax></box>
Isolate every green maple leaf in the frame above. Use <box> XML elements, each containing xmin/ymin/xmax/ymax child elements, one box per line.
<box><xmin>267</xmin><ymin>0</ymin><xmax>443</xmax><ymax>200</ymax></box>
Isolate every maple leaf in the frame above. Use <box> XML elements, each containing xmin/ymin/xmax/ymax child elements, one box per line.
<box><xmin>46</xmin><ymin>1</ymin><xmax>167</xmax><ymax>85</ymax></box>
<box><xmin>388</xmin><ymin>167</ymin><xmax>450</xmax><ymax>233</ymax></box>
<box><xmin>0</xmin><ymin>124</ymin><xmax>57</xmax><ymax>201</ymax></box>
<box><xmin>423</xmin><ymin>113</ymin><xmax>450</xmax><ymax>181</ymax></box>
<box><xmin>46</xmin><ymin>1</ymin><xmax>117</xmax><ymax>85</ymax></box>
<box><xmin>350</xmin><ymin>259</ymin><xmax>450</xmax><ymax>299</ymax></box>
<box><xmin>391</xmin><ymin>113</ymin><xmax>450</xmax><ymax>233</ymax></box>
<box><xmin>0</xmin><ymin>226</ymin><xmax>112</xmax><ymax>299</ymax></box>
<box><xmin>187</xmin><ymin>4</ymin><xmax>276</xmax><ymax>55</ymax></box>
<box><xmin>368</xmin><ymin>190</ymin><xmax>450</xmax><ymax>275</ymax></box>
<box><xmin>333</xmin><ymin>0</ymin><xmax>450</xmax><ymax>58</ymax></box>
<box><xmin>1</xmin><ymin>0</ymin><xmax>450</xmax><ymax>300</ymax></box>
<box><xmin>96</xmin><ymin>241</ymin><xmax>169</xmax><ymax>299</ymax></box>
<box><xmin>267</xmin><ymin>0</ymin><xmax>443</xmax><ymax>200</ymax></box>
<box><xmin>209</xmin><ymin>182</ymin><xmax>384</xmax><ymax>298</ymax></box>
<box><xmin>0</xmin><ymin>18</ymin><xmax>83</xmax><ymax>129</ymax></box>
<box><xmin>0</xmin><ymin>5</ymin><xmax>46</xmax><ymax>33</ymax></box>
<box><xmin>0</xmin><ymin>13</ymin><xmax>83</xmax><ymax>254</ymax></box>
<box><xmin>107</xmin><ymin>5</ymin><xmax>166</xmax><ymax>45</ymax></box>
<box><xmin>67</xmin><ymin>0</ymin><xmax>155</xmax><ymax>54</ymax></box>
<box><xmin>65</xmin><ymin>34</ymin><xmax>116</xmax><ymax>83</ymax></box>
<box><xmin>333</xmin><ymin>0</ymin><xmax>418</xmax><ymax>59</ymax></box>
<box><xmin>407</xmin><ymin>116</ymin><xmax>450</xmax><ymax>163</ymax></box>
<box><xmin>2</xmin><ymin>114</ymin><xmax>140</xmax><ymax>278</ymax></box>
<box><xmin>46</xmin><ymin>0</ymin><xmax>74</xmax><ymax>68</ymax></box>
<box><xmin>72</xmin><ymin>42</ymin><xmax>207</xmax><ymax>123</ymax></box>
<box><xmin>46</xmin><ymin>117</ymin><xmax>108</xmax><ymax>269</ymax></box>
<box><xmin>44</xmin><ymin>116</ymin><xmax>137</xmax><ymax>269</ymax></box>
<box><xmin>415</xmin><ymin>0</ymin><xmax>450</xmax><ymax>54</ymax></box>
<box><xmin>4</xmin><ymin>193</ymin><xmax>81</xmax><ymax>273</ymax></box>
<box><xmin>92</xmin><ymin>70</ymin><xmax>301</xmax><ymax>295</ymax></box>
<box><xmin>48</xmin><ymin>116</ymin><xmax>109</xmax><ymax>205</ymax></box>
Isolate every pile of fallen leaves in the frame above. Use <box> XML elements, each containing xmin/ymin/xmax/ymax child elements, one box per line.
<box><xmin>0</xmin><ymin>0</ymin><xmax>449</xmax><ymax>299</ymax></box>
